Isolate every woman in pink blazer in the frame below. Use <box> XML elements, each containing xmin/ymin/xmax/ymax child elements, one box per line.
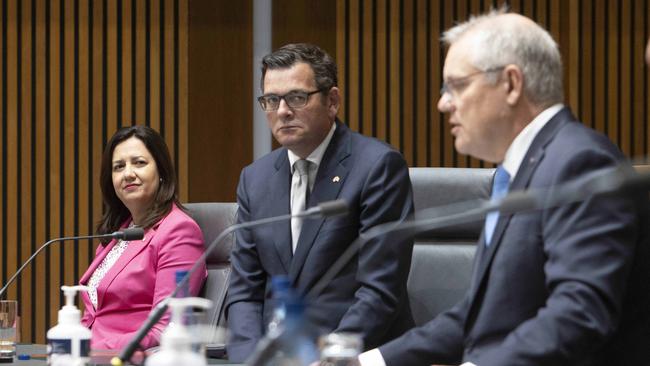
<box><xmin>79</xmin><ymin>126</ymin><xmax>207</xmax><ymax>350</ymax></box>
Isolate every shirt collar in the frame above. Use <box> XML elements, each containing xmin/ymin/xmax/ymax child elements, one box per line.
<box><xmin>501</xmin><ymin>103</ymin><xmax>564</xmax><ymax>180</ymax></box>
<box><xmin>288</xmin><ymin>122</ymin><xmax>337</xmax><ymax>173</ymax></box>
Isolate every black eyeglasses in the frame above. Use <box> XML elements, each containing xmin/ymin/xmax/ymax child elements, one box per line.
<box><xmin>257</xmin><ymin>89</ymin><xmax>323</xmax><ymax>111</ymax></box>
<box><xmin>440</xmin><ymin>67</ymin><xmax>505</xmax><ymax>97</ymax></box>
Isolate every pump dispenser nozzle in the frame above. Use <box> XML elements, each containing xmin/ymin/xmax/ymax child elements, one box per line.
<box><xmin>47</xmin><ymin>285</ymin><xmax>92</xmax><ymax>365</ymax></box>
<box><xmin>61</xmin><ymin>286</ymin><xmax>88</xmax><ymax>306</ymax></box>
<box><xmin>58</xmin><ymin>285</ymin><xmax>88</xmax><ymax>324</ymax></box>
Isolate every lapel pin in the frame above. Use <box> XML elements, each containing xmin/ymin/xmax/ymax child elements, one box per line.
<box><xmin>332</xmin><ymin>176</ymin><xmax>340</xmax><ymax>183</ymax></box>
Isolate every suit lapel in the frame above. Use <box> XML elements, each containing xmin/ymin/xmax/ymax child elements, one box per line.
<box><xmin>289</xmin><ymin>123</ymin><xmax>351</xmax><ymax>283</ymax></box>
<box><xmin>80</xmin><ymin>219</ymin><xmax>134</xmax><ymax>285</ymax></box>
<box><xmin>468</xmin><ymin>108</ymin><xmax>573</xmax><ymax>303</ymax></box>
<box><xmin>96</xmin><ymin>227</ymin><xmax>156</xmax><ymax>309</ymax></box>
<box><xmin>270</xmin><ymin>151</ymin><xmax>293</xmax><ymax>272</ymax></box>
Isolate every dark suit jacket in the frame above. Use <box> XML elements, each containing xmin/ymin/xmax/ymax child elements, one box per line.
<box><xmin>380</xmin><ymin>108</ymin><xmax>650</xmax><ymax>366</ymax></box>
<box><xmin>226</xmin><ymin>121</ymin><xmax>415</xmax><ymax>362</ymax></box>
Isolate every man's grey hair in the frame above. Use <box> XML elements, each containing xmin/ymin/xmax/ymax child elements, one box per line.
<box><xmin>442</xmin><ymin>9</ymin><xmax>564</xmax><ymax>107</ymax></box>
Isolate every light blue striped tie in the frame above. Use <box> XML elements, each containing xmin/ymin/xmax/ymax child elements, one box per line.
<box><xmin>484</xmin><ymin>166</ymin><xmax>510</xmax><ymax>246</ymax></box>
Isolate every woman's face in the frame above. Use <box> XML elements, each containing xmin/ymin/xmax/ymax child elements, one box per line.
<box><xmin>111</xmin><ymin>136</ymin><xmax>160</xmax><ymax>217</ymax></box>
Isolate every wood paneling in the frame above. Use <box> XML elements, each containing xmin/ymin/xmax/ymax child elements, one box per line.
<box><xmin>272</xmin><ymin>0</ymin><xmax>337</xmax><ymax>55</ymax></box>
<box><xmin>186</xmin><ymin>0</ymin><xmax>253</xmax><ymax>203</ymax></box>
<box><xmin>336</xmin><ymin>0</ymin><xmax>650</xmax><ymax>167</ymax></box>
<box><xmin>0</xmin><ymin>0</ymin><xmax>188</xmax><ymax>343</ymax></box>
<box><xmin>2</xmin><ymin>0</ymin><xmax>650</xmax><ymax>346</ymax></box>
<box><xmin>268</xmin><ymin>0</ymin><xmax>337</xmax><ymax>151</ymax></box>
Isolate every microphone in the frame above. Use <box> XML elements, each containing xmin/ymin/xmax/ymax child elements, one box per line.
<box><xmin>247</xmin><ymin>164</ymin><xmax>650</xmax><ymax>366</ymax></box>
<box><xmin>118</xmin><ymin>227</ymin><xmax>146</xmax><ymax>241</ymax></box>
<box><xmin>303</xmin><ymin>199</ymin><xmax>349</xmax><ymax>218</ymax></box>
<box><xmin>308</xmin><ymin>164</ymin><xmax>650</xmax><ymax>300</ymax></box>
<box><xmin>497</xmin><ymin>164</ymin><xmax>650</xmax><ymax>214</ymax></box>
<box><xmin>0</xmin><ymin>227</ymin><xmax>144</xmax><ymax>299</ymax></box>
<box><xmin>112</xmin><ymin>199</ymin><xmax>350</xmax><ymax>366</ymax></box>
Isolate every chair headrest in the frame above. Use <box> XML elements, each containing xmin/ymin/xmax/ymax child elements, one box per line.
<box><xmin>409</xmin><ymin>167</ymin><xmax>494</xmax><ymax>239</ymax></box>
<box><xmin>184</xmin><ymin>202</ymin><xmax>238</xmax><ymax>265</ymax></box>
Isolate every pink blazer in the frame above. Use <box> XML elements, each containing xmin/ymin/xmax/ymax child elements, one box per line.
<box><xmin>79</xmin><ymin>203</ymin><xmax>207</xmax><ymax>350</ymax></box>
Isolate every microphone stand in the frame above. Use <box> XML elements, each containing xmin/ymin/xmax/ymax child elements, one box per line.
<box><xmin>246</xmin><ymin>202</ymin><xmax>491</xmax><ymax>366</ymax></box>
<box><xmin>113</xmin><ymin>200</ymin><xmax>349</xmax><ymax>366</ymax></box>
<box><xmin>248</xmin><ymin>164</ymin><xmax>650</xmax><ymax>366</ymax></box>
<box><xmin>310</xmin><ymin>164</ymin><xmax>648</xmax><ymax>300</ymax></box>
<box><xmin>0</xmin><ymin>228</ymin><xmax>144</xmax><ymax>300</ymax></box>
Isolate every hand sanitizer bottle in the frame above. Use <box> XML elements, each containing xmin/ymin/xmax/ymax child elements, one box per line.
<box><xmin>47</xmin><ymin>285</ymin><xmax>92</xmax><ymax>366</ymax></box>
<box><xmin>144</xmin><ymin>297</ymin><xmax>213</xmax><ymax>366</ymax></box>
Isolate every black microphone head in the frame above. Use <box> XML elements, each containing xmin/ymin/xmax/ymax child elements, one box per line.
<box><xmin>317</xmin><ymin>199</ymin><xmax>349</xmax><ymax>217</ymax></box>
<box><xmin>115</xmin><ymin>227</ymin><xmax>145</xmax><ymax>241</ymax></box>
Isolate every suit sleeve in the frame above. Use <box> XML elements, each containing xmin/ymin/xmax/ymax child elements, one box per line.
<box><xmin>99</xmin><ymin>213</ymin><xmax>206</xmax><ymax>350</ymax></box>
<box><xmin>225</xmin><ymin>168</ymin><xmax>267</xmax><ymax>362</ymax></box>
<box><xmin>141</xmin><ymin>217</ymin><xmax>206</xmax><ymax>349</ymax></box>
<box><xmin>335</xmin><ymin>150</ymin><xmax>415</xmax><ymax>347</ymax></box>
<box><xmin>379</xmin><ymin>295</ymin><xmax>468</xmax><ymax>366</ymax></box>
<box><xmin>472</xmin><ymin>151</ymin><xmax>639</xmax><ymax>366</ymax></box>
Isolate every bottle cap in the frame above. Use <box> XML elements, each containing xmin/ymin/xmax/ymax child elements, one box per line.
<box><xmin>175</xmin><ymin>270</ymin><xmax>189</xmax><ymax>285</ymax></box>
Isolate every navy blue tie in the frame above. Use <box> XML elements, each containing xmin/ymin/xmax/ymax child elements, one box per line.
<box><xmin>484</xmin><ymin>166</ymin><xmax>510</xmax><ymax>246</ymax></box>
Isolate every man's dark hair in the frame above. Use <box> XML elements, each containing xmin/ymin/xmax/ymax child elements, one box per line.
<box><xmin>261</xmin><ymin>43</ymin><xmax>338</xmax><ymax>92</ymax></box>
<box><xmin>96</xmin><ymin>125</ymin><xmax>182</xmax><ymax>243</ymax></box>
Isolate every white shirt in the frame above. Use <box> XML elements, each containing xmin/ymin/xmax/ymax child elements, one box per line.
<box><xmin>500</xmin><ymin>104</ymin><xmax>563</xmax><ymax>179</ymax></box>
<box><xmin>87</xmin><ymin>239</ymin><xmax>130</xmax><ymax>308</ymax></box>
<box><xmin>287</xmin><ymin>123</ymin><xmax>337</xmax><ymax>194</ymax></box>
<box><xmin>358</xmin><ymin>104</ymin><xmax>564</xmax><ymax>366</ymax></box>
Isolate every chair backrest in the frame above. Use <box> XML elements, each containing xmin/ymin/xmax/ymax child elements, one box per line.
<box><xmin>407</xmin><ymin>167</ymin><xmax>494</xmax><ymax>325</ymax></box>
<box><xmin>184</xmin><ymin>202</ymin><xmax>238</xmax><ymax>328</ymax></box>
<box><xmin>183</xmin><ymin>167</ymin><xmax>494</xmax><ymax>329</ymax></box>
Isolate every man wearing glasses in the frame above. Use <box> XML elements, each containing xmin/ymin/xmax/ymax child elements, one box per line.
<box><xmin>225</xmin><ymin>43</ymin><xmax>415</xmax><ymax>362</ymax></box>
<box><xmin>359</xmin><ymin>9</ymin><xmax>650</xmax><ymax>366</ymax></box>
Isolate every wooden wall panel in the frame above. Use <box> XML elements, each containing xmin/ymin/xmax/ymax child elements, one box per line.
<box><xmin>2</xmin><ymin>0</ymin><xmax>650</xmax><ymax>347</ymax></box>
<box><xmin>186</xmin><ymin>0</ymin><xmax>253</xmax><ymax>203</ymax></box>
<box><xmin>268</xmin><ymin>0</ymin><xmax>337</xmax><ymax>151</ymax></box>
<box><xmin>0</xmin><ymin>0</ymin><xmax>188</xmax><ymax>343</ymax></box>
<box><xmin>272</xmin><ymin>0</ymin><xmax>337</xmax><ymax>55</ymax></box>
<box><xmin>336</xmin><ymin>0</ymin><xmax>650</xmax><ymax>167</ymax></box>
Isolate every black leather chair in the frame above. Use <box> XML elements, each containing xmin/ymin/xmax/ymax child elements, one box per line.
<box><xmin>184</xmin><ymin>167</ymin><xmax>494</xmax><ymax>331</ymax></box>
<box><xmin>184</xmin><ymin>202</ymin><xmax>238</xmax><ymax>329</ymax></box>
<box><xmin>407</xmin><ymin>167</ymin><xmax>494</xmax><ymax>326</ymax></box>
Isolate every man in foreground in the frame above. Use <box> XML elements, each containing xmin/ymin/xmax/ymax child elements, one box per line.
<box><xmin>361</xmin><ymin>10</ymin><xmax>650</xmax><ymax>366</ymax></box>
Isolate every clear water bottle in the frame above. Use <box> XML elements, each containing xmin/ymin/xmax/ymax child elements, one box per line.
<box><xmin>267</xmin><ymin>275</ymin><xmax>291</xmax><ymax>335</ymax></box>
<box><xmin>173</xmin><ymin>270</ymin><xmax>205</xmax><ymax>355</ymax></box>
<box><xmin>249</xmin><ymin>285</ymin><xmax>318</xmax><ymax>366</ymax></box>
<box><xmin>319</xmin><ymin>332</ymin><xmax>363</xmax><ymax>366</ymax></box>
<box><xmin>269</xmin><ymin>298</ymin><xmax>319</xmax><ymax>366</ymax></box>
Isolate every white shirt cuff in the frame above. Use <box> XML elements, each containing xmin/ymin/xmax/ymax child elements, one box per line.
<box><xmin>358</xmin><ymin>348</ymin><xmax>387</xmax><ymax>366</ymax></box>
<box><xmin>357</xmin><ymin>349</ymin><xmax>477</xmax><ymax>366</ymax></box>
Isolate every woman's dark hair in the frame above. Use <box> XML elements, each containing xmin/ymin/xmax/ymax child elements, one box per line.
<box><xmin>96</xmin><ymin>125</ymin><xmax>181</xmax><ymax>243</ymax></box>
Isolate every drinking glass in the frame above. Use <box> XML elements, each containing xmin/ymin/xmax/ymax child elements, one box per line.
<box><xmin>319</xmin><ymin>332</ymin><xmax>362</xmax><ymax>366</ymax></box>
<box><xmin>0</xmin><ymin>300</ymin><xmax>17</xmax><ymax>360</ymax></box>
